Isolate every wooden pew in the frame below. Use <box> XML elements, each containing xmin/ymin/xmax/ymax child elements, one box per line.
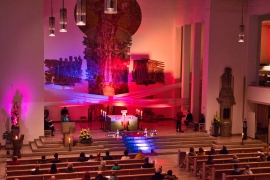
<box><xmin>201</xmin><ymin>161</ymin><xmax>270</xmax><ymax>180</ymax></box>
<box><xmin>6</xmin><ymin>154</ymin><xmax>137</xmax><ymax>165</ymax></box>
<box><xmin>6</xmin><ymin>168</ymin><xmax>156</xmax><ymax>180</ymax></box>
<box><xmin>190</xmin><ymin>156</ymin><xmax>259</xmax><ymax>177</ymax></box>
<box><xmin>7</xmin><ymin>163</ymin><xmax>154</xmax><ymax>176</ymax></box>
<box><xmin>6</xmin><ymin>159</ymin><xmax>145</xmax><ymax>171</ymax></box>
<box><xmin>222</xmin><ymin>172</ymin><xmax>270</xmax><ymax>180</ymax></box>
<box><xmin>212</xmin><ymin>166</ymin><xmax>270</xmax><ymax>180</ymax></box>
<box><xmin>178</xmin><ymin>147</ymin><xmax>264</xmax><ymax>167</ymax></box>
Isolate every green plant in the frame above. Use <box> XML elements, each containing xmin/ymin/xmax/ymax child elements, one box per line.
<box><xmin>212</xmin><ymin>113</ymin><xmax>221</xmax><ymax>127</ymax></box>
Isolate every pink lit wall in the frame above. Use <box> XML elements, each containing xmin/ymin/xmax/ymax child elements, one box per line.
<box><xmin>0</xmin><ymin>1</ymin><xmax>44</xmax><ymax>144</ymax></box>
<box><xmin>44</xmin><ymin>0</ymin><xmax>178</xmax><ymax>120</ymax></box>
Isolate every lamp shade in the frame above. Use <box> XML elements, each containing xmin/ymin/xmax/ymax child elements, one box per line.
<box><xmin>49</xmin><ymin>16</ymin><xmax>55</xmax><ymax>36</ymax></box>
<box><xmin>238</xmin><ymin>24</ymin><xmax>244</xmax><ymax>42</ymax></box>
<box><xmin>60</xmin><ymin>0</ymin><xmax>67</xmax><ymax>32</ymax></box>
<box><xmin>104</xmin><ymin>0</ymin><xmax>117</xmax><ymax>14</ymax></box>
<box><xmin>76</xmin><ymin>0</ymin><xmax>86</xmax><ymax>26</ymax></box>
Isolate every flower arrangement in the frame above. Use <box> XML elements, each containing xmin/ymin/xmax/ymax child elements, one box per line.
<box><xmin>212</xmin><ymin>112</ymin><xmax>221</xmax><ymax>127</ymax></box>
<box><xmin>79</xmin><ymin>129</ymin><xmax>92</xmax><ymax>143</ymax></box>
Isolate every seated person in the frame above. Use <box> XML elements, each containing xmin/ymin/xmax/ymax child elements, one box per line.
<box><xmin>257</xmin><ymin>153</ymin><xmax>266</xmax><ymax>162</ymax></box>
<box><xmin>10</xmin><ymin>156</ymin><xmax>20</xmax><ymax>165</ymax></box>
<box><xmin>163</xmin><ymin>170</ymin><xmax>178</xmax><ymax>180</ymax></box>
<box><xmin>151</xmin><ymin>167</ymin><xmax>163</xmax><ymax>180</ymax></box>
<box><xmin>65</xmin><ymin>163</ymin><xmax>75</xmax><ymax>172</ymax></box>
<box><xmin>180</xmin><ymin>147</ymin><xmax>196</xmax><ymax>168</ymax></box>
<box><xmin>242</xmin><ymin>165</ymin><xmax>253</xmax><ymax>174</ymax></box>
<box><xmin>121</xmin><ymin>150</ymin><xmax>130</xmax><ymax>160</ymax></box>
<box><xmin>109</xmin><ymin>172</ymin><xmax>118</xmax><ymax>180</ymax></box>
<box><xmin>208</xmin><ymin>146</ymin><xmax>216</xmax><ymax>155</ymax></box>
<box><xmin>38</xmin><ymin>155</ymin><xmax>47</xmax><ymax>164</ymax></box>
<box><xmin>111</xmin><ymin>161</ymin><xmax>121</xmax><ymax>170</ymax></box>
<box><xmin>50</xmin><ymin>176</ymin><xmax>56</xmax><ymax>180</ymax></box>
<box><xmin>48</xmin><ymin>163</ymin><xmax>59</xmax><ymax>174</ymax></box>
<box><xmin>194</xmin><ymin>114</ymin><xmax>205</xmax><ymax>131</ymax></box>
<box><xmin>51</xmin><ymin>153</ymin><xmax>61</xmax><ymax>163</ymax></box>
<box><xmin>95</xmin><ymin>152</ymin><xmax>102</xmax><ymax>161</ymax></box>
<box><xmin>98</xmin><ymin>161</ymin><xmax>107</xmax><ymax>171</ymax></box>
<box><xmin>62</xmin><ymin>114</ymin><xmax>71</xmax><ymax>122</ymax></box>
<box><xmin>230</xmin><ymin>155</ymin><xmax>239</xmax><ymax>163</ymax></box>
<box><xmin>230</xmin><ymin>164</ymin><xmax>242</xmax><ymax>175</ymax></box>
<box><xmin>102</xmin><ymin>150</ymin><xmax>113</xmax><ymax>160</ymax></box>
<box><xmin>88</xmin><ymin>155</ymin><xmax>95</xmax><ymax>161</ymax></box>
<box><xmin>219</xmin><ymin>145</ymin><xmax>229</xmax><ymax>154</ymax></box>
<box><xmin>134</xmin><ymin>149</ymin><xmax>145</xmax><ymax>160</ymax></box>
<box><xmin>44</xmin><ymin>117</ymin><xmax>55</xmax><ymax>136</ymax></box>
<box><xmin>81</xmin><ymin>171</ymin><xmax>91</xmax><ymax>180</ymax></box>
<box><xmin>141</xmin><ymin>157</ymin><xmax>153</xmax><ymax>168</ymax></box>
<box><xmin>31</xmin><ymin>164</ymin><xmax>43</xmax><ymax>175</ymax></box>
<box><xmin>184</xmin><ymin>110</ymin><xmax>193</xmax><ymax>126</ymax></box>
<box><xmin>77</xmin><ymin>152</ymin><xmax>88</xmax><ymax>162</ymax></box>
<box><xmin>197</xmin><ymin>147</ymin><xmax>206</xmax><ymax>155</ymax></box>
<box><xmin>95</xmin><ymin>171</ymin><xmax>108</xmax><ymax>180</ymax></box>
<box><xmin>205</xmin><ymin>155</ymin><xmax>215</xmax><ymax>165</ymax></box>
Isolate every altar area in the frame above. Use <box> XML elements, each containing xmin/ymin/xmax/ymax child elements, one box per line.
<box><xmin>105</xmin><ymin>115</ymin><xmax>138</xmax><ymax>131</ymax></box>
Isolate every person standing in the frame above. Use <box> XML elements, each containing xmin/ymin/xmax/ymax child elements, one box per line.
<box><xmin>176</xmin><ymin>109</ymin><xmax>185</xmax><ymax>132</ymax></box>
<box><xmin>184</xmin><ymin>110</ymin><xmax>193</xmax><ymax>126</ymax></box>
<box><xmin>61</xmin><ymin>107</ymin><xmax>69</xmax><ymax>117</ymax></box>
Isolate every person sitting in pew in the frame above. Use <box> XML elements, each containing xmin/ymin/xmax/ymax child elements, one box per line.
<box><xmin>197</xmin><ymin>147</ymin><xmax>206</xmax><ymax>155</ymax></box>
<box><xmin>102</xmin><ymin>150</ymin><xmax>113</xmax><ymax>160</ymax></box>
<box><xmin>81</xmin><ymin>171</ymin><xmax>91</xmax><ymax>180</ymax></box>
<box><xmin>51</xmin><ymin>153</ymin><xmax>61</xmax><ymax>163</ymax></box>
<box><xmin>111</xmin><ymin>161</ymin><xmax>121</xmax><ymax>170</ymax></box>
<box><xmin>38</xmin><ymin>155</ymin><xmax>47</xmax><ymax>164</ymax></box>
<box><xmin>10</xmin><ymin>156</ymin><xmax>20</xmax><ymax>165</ymax></box>
<box><xmin>88</xmin><ymin>155</ymin><xmax>95</xmax><ymax>161</ymax></box>
<box><xmin>141</xmin><ymin>157</ymin><xmax>153</xmax><ymax>168</ymax></box>
<box><xmin>134</xmin><ymin>149</ymin><xmax>145</xmax><ymax>160</ymax></box>
<box><xmin>50</xmin><ymin>176</ymin><xmax>56</xmax><ymax>180</ymax></box>
<box><xmin>98</xmin><ymin>161</ymin><xmax>107</xmax><ymax>171</ymax></box>
<box><xmin>31</xmin><ymin>164</ymin><xmax>43</xmax><ymax>175</ymax></box>
<box><xmin>77</xmin><ymin>152</ymin><xmax>88</xmax><ymax>162</ymax></box>
<box><xmin>95</xmin><ymin>152</ymin><xmax>102</xmax><ymax>161</ymax></box>
<box><xmin>65</xmin><ymin>163</ymin><xmax>75</xmax><ymax>173</ymax></box>
<box><xmin>208</xmin><ymin>146</ymin><xmax>216</xmax><ymax>155</ymax></box>
<box><xmin>109</xmin><ymin>172</ymin><xmax>118</xmax><ymax>180</ymax></box>
<box><xmin>121</xmin><ymin>150</ymin><xmax>130</xmax><ymax>160</ymax></box>
<box><xmin>151</xmin><ymin>167</ymin><xmax>163</xmax><ymax>180</ymax></box>
<box><xmin>257</xmin><ymin>153</ymin><xmax>266</xmax><ymax>162</ymax></box>
<box><xmin>163</xmin><ymin>170</ymin><xmax>178</xmax><ymax>180</ymax></box>
<box><xmin>206</xmin><ymin>155</ymin><xmax>215</xmax><ymax>165</ymax></box>
<box><xmin>180</xmin><ymin>147</ymin><xmax>197</xmax><ymax>168</ymax></box>
<box><xmin>48</xmin><ymin>163</ymin><xmax>59</xmax><ymax>174</ymax></box>
<box><xmin>230</xmin><ymin>155</ymin><xmax>239</xmax><ymax>163</ymax></box>
<box><xmin>95</xmin><ymin>171</ymin><xmax>108</xmax><ymax>180</ymax></box>
<box><xmin>242</xmin><ymin>165</ymin><xmax>253</xmax><ymax>174</ymax></box>
<box><xmin>219</xmin><ymin>145</ymin><xmax>229</xmax><ymax>154</ymax></box>
<box><xmin>230</xmin><ymin>164</ymin><xmax>242</xmax><ymax>175</ymax></box>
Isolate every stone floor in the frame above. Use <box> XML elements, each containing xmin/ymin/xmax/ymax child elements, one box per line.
<box><xmin>0</xmin><ymin>119</ymin><xmax>257</xmax><ymax>180</ymax></box>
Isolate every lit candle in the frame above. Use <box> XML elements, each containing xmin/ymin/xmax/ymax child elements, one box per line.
<box><xmin>15</xmin><ymin>136</ymin><xmax>18</xmax><ymax>140</ymax></box>
<box><xmin>242</xmin><ymin>133</ymin><xmax>244</xmax><ymax>139</ymax></box>
<box><xmin>69</xmin><ymin>137</ymin><xmax>70</xmax><ymax>144</ymax></box>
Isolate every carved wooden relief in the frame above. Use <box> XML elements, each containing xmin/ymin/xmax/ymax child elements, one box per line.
<box><xmin>132</xmin><ymin>59</ymin><xmax>165</xmax><ymax>85</ymax></box>
<box><xmin>44</xmin><ymin>56</ymin><xmax>83</xmax><ymax>86</ymax></box>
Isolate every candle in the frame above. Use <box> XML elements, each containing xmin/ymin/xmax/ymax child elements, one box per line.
<box><xmin>69</xmin><ymin>137</ymin><xmax>70</xmax><ymax>144</ymax></box>
<box><xmin>101</xmin><ymin>110</ymin><xmax>102</xmax><ymax>115</ymax></box>
<box><xmin>15</xmin><ymin>136</ymin><xmax>18</xmax><ymax>140</ymax></box>
<box><xmin>242</xmin><ymin>133</ymin><xmax>244</xmax><ymax>138</ymax></box>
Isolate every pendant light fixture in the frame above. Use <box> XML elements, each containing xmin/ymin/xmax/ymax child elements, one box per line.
<box><xmin>104</xmin><ymin>0</ymin><xmax>117</xmax><ymax>14</ymax></box>
<box><xmin>60</xmin><ymin>0</ymin><xmax>67</xmax><ymax>32</ymax></box>
<box><xmin>76</xmin><ymin>0</ymin><xmax>86</xmax><ymax>26</ymax></box>
<box><xmin>239</xmin><ymin>0</ymin><xmax>244</xmax><ymax>42</ymax></box>
<box><xmin>49</xmin><ymin>0</ymin><xmax>55</xmax><ymax>36</ymax></box>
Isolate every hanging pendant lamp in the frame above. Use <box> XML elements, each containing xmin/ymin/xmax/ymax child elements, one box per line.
<box><xmin>239</xmin><ymin>0</ymin><xmax>244</xmax><ymax>42</ymax></box>
<box><xmin>60</xmin><ymin>0</ymin><xmax>67</xmax><ymax>32</ymax></box>
<box><xmin>49</xmin><ymin>0</ymin><xmax>55</xmax><ymax>36</ymax></box>
<box><xmin>76</xmin><ymin>0</ymin><xmax>86</xmax><ymax>26</ymax></box>
<box><xmin>104</xmin><ymin>0</ymin><xmax>117</xmax><ymax>14</ymax></box>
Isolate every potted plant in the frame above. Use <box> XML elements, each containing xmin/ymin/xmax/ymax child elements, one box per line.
<box><xmin>79</xmin><ymin>129</ymin><xmax>92</xmax><ymax>144</ymax></box>
<box><xmin>212</xmin><ymin>113</ymin><xmax>221</xmax><ymax>137</ymax></box>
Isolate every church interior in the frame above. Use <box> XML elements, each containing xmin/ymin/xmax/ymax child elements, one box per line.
<box><xmin>1</xmin><ymin>0</ymin><xmax>270</xmax><ymax>179</ymax></box>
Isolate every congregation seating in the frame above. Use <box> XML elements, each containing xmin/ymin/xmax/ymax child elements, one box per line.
<box><xmin>201</xmin><ymin>161</ymin><xmax>270</xmax><ymax>180</ymax></box>
<box><xmin>6</xmin><ymin>168</ymin><xmax>155</xmax><ymax>180</ymax></box>
<box><xmin>5</xmin><ymin>154</ymin><xmax>136</xmax><ymax>165</ymax></box>
<box><xmin>222</xmin><ymin>172</ymin><xmax>270</xmax><ymax>180</ymax></box>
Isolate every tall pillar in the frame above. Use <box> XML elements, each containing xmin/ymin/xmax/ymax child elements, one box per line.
<box><xmin>181</xmin><ymin>25</ymin><xmax>191</xmax><ymax>110</ymax></box>
<box><xmin>191</xmin><ymin>23</ymin><xmax>202</xmax><ymax>122</ymax></box>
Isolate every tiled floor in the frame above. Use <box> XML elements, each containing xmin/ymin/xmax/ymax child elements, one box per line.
<box><xmin>0</xmin><ymin>119</ymin><xmax>251</xmax><ymax>180</ymax></box>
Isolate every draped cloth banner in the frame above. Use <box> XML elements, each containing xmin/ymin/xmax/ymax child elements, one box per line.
<box><xmin>44</xmin><ymin>83</ymin><xmax>188</xmax><ymax>107</ymax></box>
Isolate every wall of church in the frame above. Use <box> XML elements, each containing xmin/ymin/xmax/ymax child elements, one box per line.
<box><xmin>0</xmin><ymin>1</ymin><xmax>44</xmax><ymax>144</ymax></box>
<box><xmin>175</xmin><ymin>0</ymin><xmax>246</xmax><ymax>134</ymax></box>
<box><xmin>44</xmin><ymin>0</ymin><xmax>178</xmax><ymax>120</ymax></box>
